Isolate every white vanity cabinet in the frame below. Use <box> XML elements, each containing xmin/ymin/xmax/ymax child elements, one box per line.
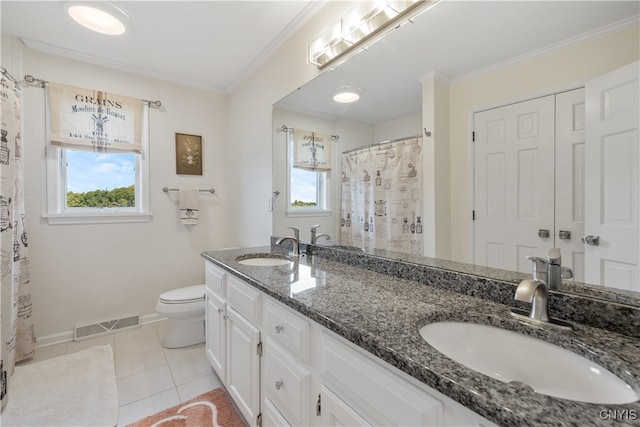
<box><xmin>204</xmin><ymin>260</ymin><xmax>497</xmax><ymax>427</ymax></box>
<box><xmin>318</xmin><ymin>332</ymin><xmax>498</xmax><ymax>427</ymax></box>
<box><xmin>321</xmin><ymin>331</ymin><xmax>443</xmax><ymax>426</ymax></box>
<box><xmin>319</xmin><ymin>385</ymin><xmax>371</xmax><ymax>427</ymax></box>
<box><xmin>261</xmin><ymin>298</ymin><xmax>312</xmax><ymax>427</ymax></box>
<box><xmin>226</xmin><ymin>305</ymin><xmax>260</xmax><ymax>425</ymax></box>
<box><xmin>205</xmin><ymin>263</ymin><xmax>262</xmax><ymax>426</ymax></box>
<box><xmin>204</xmin><ymin>262</ymin><xmax>226</xmax><ymax>378</ymax></box>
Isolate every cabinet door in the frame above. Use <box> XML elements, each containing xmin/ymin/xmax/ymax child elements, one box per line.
<box><xmin>262</xmin><ymin>398</ymin><xmax>291</xmax><ymax>427</ymax></box>
<box><xmin>319</xmin><ymin>385</ymin><xmax>371</xmax><ymax>427</ymax></box>
<box><xmin>227</xmin><ymin>306</ymin><xmax>261</xmax><ymax>426</ymax></box>
<box><xmin>205</xmin><ymin>289</ymin><xmax>226</xmax><ymax>380</ymax></box>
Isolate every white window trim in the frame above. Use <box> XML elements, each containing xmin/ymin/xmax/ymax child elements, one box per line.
<box><xmin>285</xmin><ymin>132</ymin><xmax>331</xmax><ymax>217</ymax></box>
<box><xmin>44</xmin><ymin>106</ymin><xmax>151</xmax><ymax>225</ymax></box>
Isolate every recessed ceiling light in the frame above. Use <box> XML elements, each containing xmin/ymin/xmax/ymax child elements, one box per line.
<box><xmin>333</xmin><ymin>87</ymin><xmax>361</xmax><ymax>103</ymax></box>
<box><xmin>66</xmin><ymin>2</ymin><xmax>129</xmax><ymax>35</ymax></box>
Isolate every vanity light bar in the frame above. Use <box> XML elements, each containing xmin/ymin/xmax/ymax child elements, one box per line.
<box><xmin>308</xmin><ymin>0</ymin><xmax>439</xmax><ymax>70</ymax></box>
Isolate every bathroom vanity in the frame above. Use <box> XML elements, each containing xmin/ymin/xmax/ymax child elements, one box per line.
<box><xmin>201</xmin><ymin>245</ymin><xmax>640</xmax><ymax>427</ymax></box>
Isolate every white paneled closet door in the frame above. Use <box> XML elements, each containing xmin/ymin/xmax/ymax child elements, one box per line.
<box><xmin>555</xmin><ymin>88</ymin><xmax>586</xmax><ymax>283</ymax></box>
<box><xmin>584</xmin><ymin>61</ymin><xmax>639</xmax><ymax>291</ymax></box>
<box><xmin>473</xmin><ymin>95</ymin><xmax>556</xmax><ymax>272</ymax></box>
<box><xmin>474</xmin><ymin>89</ymin><xmax>586</xmax><ymax>275</ymax></box>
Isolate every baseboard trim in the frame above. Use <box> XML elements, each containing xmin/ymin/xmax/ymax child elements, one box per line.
<box><xmin>35</xmin><ymin>313</ymin><xmax>167</xmax><ymax>349</ymax></box>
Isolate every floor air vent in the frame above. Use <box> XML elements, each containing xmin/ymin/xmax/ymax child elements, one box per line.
<box><xmin>74</xmin><ymin>314</ymin><xmax>140</xmax><ymax>341</ymax></box>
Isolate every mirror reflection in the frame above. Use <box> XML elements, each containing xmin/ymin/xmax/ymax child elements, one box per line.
<box><xmin>272</xmin><ymin>1</ymin><xmax>640</xmax><ymax>303</ymax></box>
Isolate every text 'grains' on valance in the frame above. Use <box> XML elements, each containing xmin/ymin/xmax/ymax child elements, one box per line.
<box><xmin>292</xmin><ymin>128</ymin><xmax>332</xmax><ymax>171</ymax></box>
<box><xmin>48</xmin><ymin>82</ymin><xmax>143</xmax><ymax>153</ymax></box>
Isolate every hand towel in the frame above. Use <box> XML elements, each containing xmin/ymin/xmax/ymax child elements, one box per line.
<box><xmin>179</xmin><ymin>189</ymin><xmax>199</xmax><ymax>225</ymax></box>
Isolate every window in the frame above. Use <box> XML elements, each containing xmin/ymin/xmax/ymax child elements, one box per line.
<box><xmin>287</xmin><ymin>135</ymin><xmax>330</xmax><ymax>217</ymax></box>
<box><xmin>44</xmin><ymin>82</ymin><xmax>151</xmax><ymax>224</ymax></box>
<box><xmin>45</xmin><ymin>145</ymin><xmax>150</xmax><ymax>224</ymax></box>
<box><xmin>66</xmin><ymin>150</ymin><xmax>135</xmax><ymax>207</ymax></box>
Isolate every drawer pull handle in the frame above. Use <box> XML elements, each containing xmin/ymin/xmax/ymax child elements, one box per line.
<box><xmin>275</xmin><ymin>380</ymin><xmax>284</xmax><ymax>390</ymax></box>
<box><xmin>275</xmin><ymin>324</ymin><xmax>284</xmax><ymax>333</ymax></box>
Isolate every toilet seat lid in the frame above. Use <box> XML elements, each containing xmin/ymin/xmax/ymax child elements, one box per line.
<box><xmin>160</xmin><ymin>284</ymin><xmax>205</xmax><ymax>304</ymax></box>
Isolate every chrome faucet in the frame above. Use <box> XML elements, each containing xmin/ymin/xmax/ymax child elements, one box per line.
<box><xmin>310</xmin><ymin>224</ymin><xmax>331</xmax><ymax>245</ymax></box>
<box><xmin>276</xmin><ymin>227</ymin><xmax>300</xmax><ymax>256</ymax></box>
<box><xmin>526</xmin><ymin>248</ymin><xmax>573</xmax><ymax>290</ymax></box>
<box><xmin>514</xmin><ymin>279</ymin><xmax>549</xmax><ymax>322</ymax></box>
<box><xmin>512</xmin><ymin>277</ymin><xmax>573</xmax><ymax>329</ymax></box>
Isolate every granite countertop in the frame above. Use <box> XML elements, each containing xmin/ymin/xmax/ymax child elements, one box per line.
<box><xmin>202</xmin><ymin>246</ymin><xmax>640</xmax><ymax>427</ymax></box>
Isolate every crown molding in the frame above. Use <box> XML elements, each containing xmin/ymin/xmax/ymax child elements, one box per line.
<box><xmin>452</xmin><ymin>15</ymin><xmax>639</xmax><ymax>84</ymax></box>
<box><xmin>225</xmin><ymin>0</ymin><xmax>329</xmax><ymax>93</ymax></box>
<box><xmin>21</xmin><ymin>38</ymin><xmax>224</xmax><ymax>93</ymax></box>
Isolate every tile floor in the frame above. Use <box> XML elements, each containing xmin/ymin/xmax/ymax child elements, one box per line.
<box><xmin>20</xmin><ymin>320</ymin><xmax>221</xmax><ymax>426</ymax></box>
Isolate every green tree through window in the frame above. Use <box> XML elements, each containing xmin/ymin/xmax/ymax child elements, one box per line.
<box><xmin>67</xmin><ymin>185</ymin><xmax>135</xmax><ymax>207</ymax></box>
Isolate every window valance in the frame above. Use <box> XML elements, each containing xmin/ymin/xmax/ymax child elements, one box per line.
<box><xmin>48</xmin><ymin>82</ymin><xmax>143</xmax><ymax>153</ymax></box>
<box><xmin>292</xmin><ymin>128</ymin><xmax>332</xmax><ymax>171</ymax></box>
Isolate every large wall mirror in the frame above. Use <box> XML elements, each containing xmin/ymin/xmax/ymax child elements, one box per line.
<box><xmin>272</xmin><ymin>1</ymin><xmax>640</xmax><ymax>305</ymax></box>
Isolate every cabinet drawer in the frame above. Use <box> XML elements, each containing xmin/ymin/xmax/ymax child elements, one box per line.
<box><xmin>262</xmin><ymin>398</ymin><xmax>291</xmax><ymax>427</ymax></box>
<box><xmin>264</xmin><ymin>298</ymin><xmax>310</xmax><ymax>363</ymax></box>
<box><xmin>321</xmin><ymin>332</ymin><xmax>442</xmax><ymax>426</ymax></box>
<box><xmin>205</xmin><ymin>262</ymin><xmax>226</xmax><ymax>298</ymax></box>
<box><xmin>227</xmin><ymin>275</ymin><xmax>261</xmax><ymax>324</ymax></box>
<box><xmin>263</xmin><ymin>339</ymin><xmax>310</xmax><ymax>427</ymax></box>
<box><xmin>319</xmin><ymin>385</ymin><xmax>371</xmax><ymax>427</ymax></box>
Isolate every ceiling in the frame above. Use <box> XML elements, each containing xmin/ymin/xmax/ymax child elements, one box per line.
<box><xmin>0</xmin><ymin>0</ymin><xmax>319</xmax><ymax>92</ymax></box>
<box><xmin>276</xmin><ymin>1</ymin><xmax>640</xmax><ymax>124</ymax></box>
<box><xmin>1</xmin><ymin>0</ymin><xmax>638</xmax><ymax>108</ymax></box>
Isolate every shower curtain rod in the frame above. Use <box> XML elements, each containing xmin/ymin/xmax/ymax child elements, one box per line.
<box><xmin>1</xmin><ymin>66</ymin><xmax>18</xmax><ymax>85</ymax></box>
<box><xmin>342</xmin><ymin>133</ymin><xmax>423</xmax><ymax>155</ymax></box>
<box><xmin>277</xmin><ymin>125</ymin><xmax>339</xmax><ymax>140</ymax></box>
<box><xmin>21</xmin><ymin>74</ymin><xmax>163</xmax><ymax>107</ymax></box>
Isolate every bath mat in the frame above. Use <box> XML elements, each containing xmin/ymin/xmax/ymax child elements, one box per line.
<box><xmin>1</xmin><ymin>344</ymin><xmax>118</xmax><ymax>426</ymax></box>
<box><xmin>127</xmin><ymin>388</ymin><xmax>246</xmax><ymax>427</ymax></box>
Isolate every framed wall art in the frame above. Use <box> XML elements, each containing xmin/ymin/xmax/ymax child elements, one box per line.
<box><xmin>175</xmin><ymin>133</ymin><xmax>202</xmax><ymax>175</ymax></box>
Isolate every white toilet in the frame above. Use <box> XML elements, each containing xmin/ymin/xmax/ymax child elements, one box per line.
<box><xmin>155</xmin><ymin>284</ymin><xmax>206</xmax><ymax>348</ymax></box>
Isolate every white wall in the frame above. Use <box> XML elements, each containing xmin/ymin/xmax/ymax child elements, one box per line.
<box><xmin>373</xmin><ymin>112</ymin><xmax>422</xmax><ymax>143</ymax></box>
<box><xmin>225</xmin><ymin>1</ymin><xmax>353</xmax><ymax>248</ymax></box>
<box><xmin>3</xmin><ymin>39</ymin><xmax>228</xmax><ymax>342</ymax></box>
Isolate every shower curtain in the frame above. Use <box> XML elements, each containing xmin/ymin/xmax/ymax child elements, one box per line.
<box><xmin>340</xmin><ymin>138</ymin><xmax>423</xmax><ymax>255</ymax></box>
<box><xmin>1</xmin><ymin>71</ymin><xmax>34</xmax><ymax>409</ymax></box>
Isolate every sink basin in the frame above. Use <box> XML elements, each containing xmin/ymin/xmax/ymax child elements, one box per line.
<box><xmin>235</xmin><ymin>253</ymin><xmax>292</xmax><ymax>267</ymax></box>
<box><xmin>419</xmin><ymin>321</ymin><xmax>639</xmax><ymax>404</ymax></box>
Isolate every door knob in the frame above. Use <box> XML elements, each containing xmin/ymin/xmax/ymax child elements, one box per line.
<box><xmin>582</xmin><ymin>235</ymin><xmax>600</xmax><ymax>246</ymax></box>
<box><xmin>558</xmin><ymin>230</ymin><xmax>571</xmax><ymax>240</ymax></box>
<box><xmin>538</xmin><ymin>229</ymin><xmax>550</xmax><ymax>238</ymax></box>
